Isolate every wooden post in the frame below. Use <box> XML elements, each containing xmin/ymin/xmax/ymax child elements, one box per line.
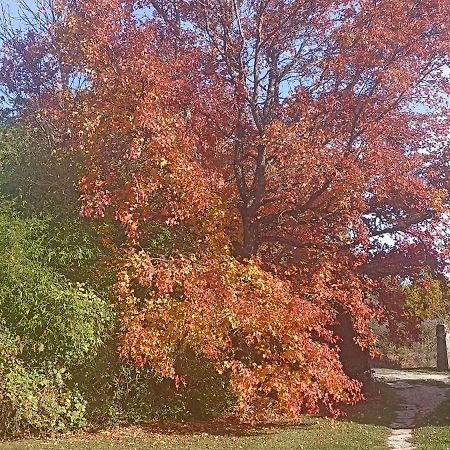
<box><xmin>447</xmin><ymin>331</ymin><xmax>450</xmax><ymax>367</ymax></box>
<box><xmin>436</xmin><ymin>324</ymin><xmax>449</xmax><ymax>372</ymax></box>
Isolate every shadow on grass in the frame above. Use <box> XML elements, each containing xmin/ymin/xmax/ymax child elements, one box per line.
<box><xmin>102</xmin><ymin>378</ymin><xmax>403</xmax><ymax>437</ymax></box>
<box><xmin>76</xmin><ymin>416</ymin><xmax>316</xmax><ymax>439</ymax></box>
<box><xmin>140</xmin><ymin>418</ymin><xmax>315</xmax><ymax>437</ymax></box>
<box><xmin>416</xmin><ymin>389</ymin><xmax>450</xmax><ymax>427</ymax></box>
<box><xmin>75</xmin><ymin>378</ymin><xmax>397</xmax><ymax>440</ymax></box>
<box><xmin>80</xmin><ymin>376</ymin><xmax>409</xmax><ymax>438</ymax></box>
<box><xmin>340</xmin><ymin>380</ymin><xmax>398</xmax><ymax>427</ymax></box>
<box><xmin>414</xmin><ymin>391</ymin><xmax>450</xmax><ymax>450</ymax></box>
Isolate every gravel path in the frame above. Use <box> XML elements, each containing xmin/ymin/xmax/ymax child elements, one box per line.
<box><xmin>373</xmin><ymin>369</ymin><xmax>450</xmax><ymax>450</ymax></box>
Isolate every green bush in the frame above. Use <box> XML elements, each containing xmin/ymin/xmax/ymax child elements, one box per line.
<box><xmin>0</xmin><ymin>202</ymin><xmax>113</xmax><ymax>368</ymax></box>
<box><xmin>78</xmin><ymin>341</ymin><xmax>186</xmax><ymax>425</ymax></box>
<box><xmin>0</xmin><ymin>353</ymin><xmax>87</xmax><ymax>436</ymax></box>
<box><xmin>175</xmin><ymin>350</ymin><xmax>235</xmax><ymax>420</ymax></box>
<box><xmin>0</xmin><ymin>201</ymin><xmax>113</xmax><ymax>436</ymax></box>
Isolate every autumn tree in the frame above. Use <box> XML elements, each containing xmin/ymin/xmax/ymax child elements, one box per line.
<box><xmin>1</xmin><ymin>0</ymin><xmax>449</xmax><ymax>419</ymax></box>
<box><xmin>404</xmin><ymin>275</ymin><xmax>450</xmax><ymax>321</ymax></box>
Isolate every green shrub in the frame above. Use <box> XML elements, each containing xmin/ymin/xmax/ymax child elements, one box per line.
<box><xmin>0</xmin><ymin>203</ymin><xmax>113</xmax><ymax>368</ymax></box>
<box><xmin>78</xmin><ymin>341</ymin><xmax>186</xmax><ymax>425</ymax></box>
<box><xmin>175</xmin><ymin>350</ymin><xmax>235</xmax><ymax>420</ymax></box>
<box><xmin>0</xmin><ymin>201</ymin><xmax>113</xmax><ymax>436</ymax></box>
<box><xmin>0</xmin><ymin>357</ymin><xmax>87</xmax><ymax>436</ymax></box>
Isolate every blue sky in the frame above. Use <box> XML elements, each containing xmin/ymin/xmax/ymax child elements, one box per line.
<box><xmin>1</xmin><ymin>0</ymin><xmax>26</xmax><ymax>15</ymax></box>
<box><xmin>1</xmin><ymin>0</ymin><xmax>36</xmax><ymax>25</ymax></box>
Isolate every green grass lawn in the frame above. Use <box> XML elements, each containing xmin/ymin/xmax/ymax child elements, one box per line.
<box><xmin>415</xmin><ymin>388</ymin><xmax>450</xmax><ymax>450</ymax></box>
<box><xmin>0</xmin><ymin>418</ymin><xmax>390</xmax><ymax>450</ymax></box>
<box><xmin>415</xmin><ymin>426</ymin><xmax>450</xmax><ymax>450</ymax></box>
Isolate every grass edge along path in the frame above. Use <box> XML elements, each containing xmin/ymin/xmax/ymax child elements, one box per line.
<box><xmin>414</xmin><ymin>387</ymin><xmax>450</xmax><ymax>450</ymax></box>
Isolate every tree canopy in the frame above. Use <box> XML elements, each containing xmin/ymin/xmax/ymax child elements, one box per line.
<box><xmin>0</xmin><ymin>0</ymin><xmax>449</xmax><ymax>419</ymax></box>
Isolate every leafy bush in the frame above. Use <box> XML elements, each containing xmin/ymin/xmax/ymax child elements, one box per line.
<box><xmin>0</xmin><ymin>201</ymin><xmax>113</xmax><ymax>435</ymax></box>
<box><xmin>76</xmin><ymin>341</ymin><xmax>233</xmax><ymax>425</ymax></box>
<box><xmin>0</xmin><ymin>344</ymin><xmax>87</xmax><ymax>436</ymax></box>
<box><xmin>0</xmin><ymin>202</ymin><xmax>112</xmax><ymax>367</ymax></box>
<box><xmin>77</xmin><ymin>340</ymin><xmax>185</xmax><ymax>425</ymax></box>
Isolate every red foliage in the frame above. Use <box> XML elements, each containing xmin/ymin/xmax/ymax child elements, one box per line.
<box><xmin>1</xmin><ymin>0</ymin><xmax>449</xmax><ymax>419</ymax></box>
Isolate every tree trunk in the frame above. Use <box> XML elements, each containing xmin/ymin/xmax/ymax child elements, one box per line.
<box><xmin>436</xmin><ymin>324</ymin><xmax>449</xmax><ymax>372</ymax></box>
<box><xmin>335</xmin><ymin>308</ymin><xmax>370</xmax><ymax>382</ymax></box>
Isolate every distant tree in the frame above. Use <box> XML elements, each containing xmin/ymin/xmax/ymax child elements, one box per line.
<box><xmin>404</xmin><ymin>276</ymin><xmax>450</xmax><ymax>321</ymax></box>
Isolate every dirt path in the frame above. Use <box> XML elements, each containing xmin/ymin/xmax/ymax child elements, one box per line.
<box><xmin>373</xmin><ymin>369</ymin><xmax>450</xmax><ymax>450</ymax></box>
